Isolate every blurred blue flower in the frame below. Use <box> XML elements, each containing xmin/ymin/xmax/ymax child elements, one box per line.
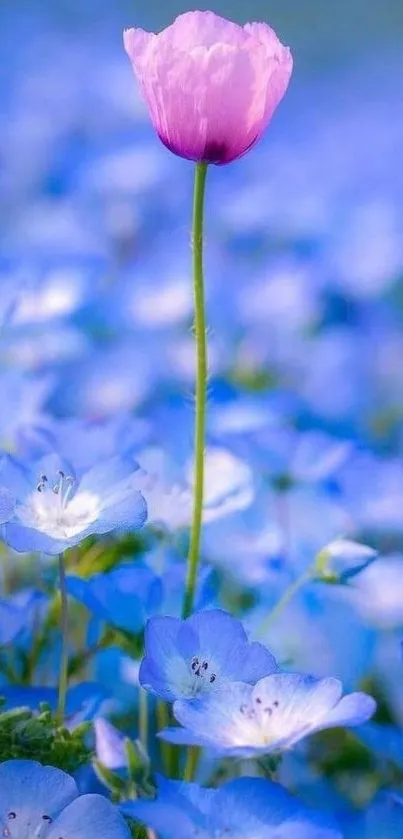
<box><xmin>146</xmin><ymin>547</ymin><xmax>216</xmax><ymax>616</ymax></box>
<box><xmin>136</xmin><ymin>444</ymin><xmax>254</xmax><ymax>530</ymax></box>
<box><xmin>317</xmin><ymin>538</ymin><xmax>378</xmax><ymax>581</ymax></box>
<box><xmin>67</xmin><ymin>562</ymin><xmax>162</xmax><ymax>635</ymax></box>
<box><xmin>0</xmin><ymin>759</ymin><xmax>130</xmax><ymax>839</ymax></box>
<box><xmin>47</xmin><ymin>415</ymin><xmax>151</xmax><ymax>475</ymax></box>
<box><xmin>53</xmin><ymin>342</ymin><xmax>155</xmax><ymax>419</ymax></box>
<box><xmin>123</xmin><ymin>775</ymin><xmax>342</xmax><ymax>839</ymax></box>
<box><xmin>94</xmin><ymin>717</ymin><xmax>128</xmax><ymax>770</ymax></box>
<box><xmin>139</xmin><ymin>610</ymin><xmax>277</xmax><ymax>702</ymax></box>
<box><xmin>0</xmin><ymin>370</ymin><xmax>53</xmax><ymax>457</ymax></box>
<box><xmin>161</xmin><ymin>674</ymin><xmax>376</xmax><ymax>756</ymax></box>
<box><xmin>356</xmin><ymin>722</ymin><xmax>403</xmax><ymax>770</ymax></box>
<box><xmin>344</xmin><ymin>791</ymin><xmax>403</xmax><ymax>839</ymax></box>
<box><xmin>1</xmin><ymin>453</ymin><xmax>147</xmax><ymax>554</ymax></box>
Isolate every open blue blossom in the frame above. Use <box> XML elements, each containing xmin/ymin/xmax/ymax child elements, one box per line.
<box><xmin>67</xmin><ymin>562</ymin><xmax>162</xmax><ymax>635</ymax></box>
<box><xmin>139</xmin><ymin>610</ymin><xmax>278</xmax><ymax>701</ymax></box>
<box><xmin>0</xmin><ymin>759</ymin><xmax>130</xmax><ymax>839</ymax></box>
<box><xmin>122</xmin><ymin>775</ymin><xmax>342</xmax><ymax>839</ymax></box>
<box><xmin>1</xmin><ymin>453</ymin><xmax>147</xmax><ymax>554</ymax></box>
<box><xmin>160</xmin><ymin>673</ymin><xmax>376</xmax><ymax>756</ymax></box>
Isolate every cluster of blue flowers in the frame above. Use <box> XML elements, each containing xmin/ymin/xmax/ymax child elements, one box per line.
<box><xmin>1</xmin><ymin>2</ymin><xmax>403</xmax><ymax>838</ymax></box>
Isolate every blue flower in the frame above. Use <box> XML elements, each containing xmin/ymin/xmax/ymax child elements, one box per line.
<box><xmin>316</xmin><ymin>538</ymin><xmax>378</xmax><ymax>582</ymax></box>
<box><xmin>94</xmin><ymin>718</ymin><xmax>128</xmax><ymax>770</ymax></box>
<box><xmin>1</xmin><ymin>453</ymin><xmax>147</xmax><ymax>555</ymax></box>
<box><xmin>46</xmin><ymin>415</ymin><xmax>151</xmax><ymax>476</ymax></box>
<box><xmin>0</xmin><ymin>371</ymin><xmax>52</xmax><ymax>457</ymax></box>
<box><xmin>160</xmin><ymin>673</ymin><xmax>376</xmax><ymax>756</ymax></box>
<box><xmin>66</xmin><ymin>562</ymin><xmax>162</xmax><ymax>635</ymax></box>
<box><xmin>139</xmin><ymin>609</ymin><xmax>278</xmax><ymax>701</ymax></box>
<box><xmin>122</xmin><ymin>775</ymin><xmax>342</xmax><ymax>839</ymax></box>
<box><xmin>344</xmin><ymin>791</ymin><xmax>403</xmax><ymax>839</ymax></box>
<box><xmin>136</xmin><ymin>444</ymin><xmax>254</xmax><ymax>530</ymax></box>
<box><xmin>0</xmin><ymin>759</ymin><xmax>130</xmax><ymax>839</ymax></box>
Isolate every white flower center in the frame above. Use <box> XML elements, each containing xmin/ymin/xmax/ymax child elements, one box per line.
<box><xmin>223</xmin><ymin>697</ymin><xmax>289</xmax><ymax>748</ymax></box>
<box><xmin>19</xmin><ymin>470</ymin><xmax>100</xmax><ymax>539</ymax></box>
<box><xmin>165</xmin><ymin>654</ymin><xmax>218</xmax><ymax>698</ymax></box>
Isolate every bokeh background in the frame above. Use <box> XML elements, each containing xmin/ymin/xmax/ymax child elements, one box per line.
<box><xmin>1</xmin><ymin>0</ymin><xmax>403</xmax><ymax>440</ymax></box>
<box><xmin>1</xmin><ymin>0</ymin><xmax>403</xmax><ymax>817</ymax></box>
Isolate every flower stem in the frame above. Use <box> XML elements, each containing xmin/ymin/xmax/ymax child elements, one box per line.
<box><xmin>139</xmin><ymin>688</ymin><xmax>148</xmax><ymax>750</ymax></box>
<box><xmin>183</xmin><ymin>746</ymin><xmax>200</xmax><ymax>781</ymax></box>
<box><xmin>57</xmin><ymin>553</ymin><xmax>69</xmax><ymax>722</ymax></box>
<box><xmin>257</xmin><ymin>568</ymin><xmax>314</xmax><ymax>637</ymax></box>
<box><xmin>182</xmin><ymin>162</ymin><xmax>209</xmax><ymax>620</ymax></box>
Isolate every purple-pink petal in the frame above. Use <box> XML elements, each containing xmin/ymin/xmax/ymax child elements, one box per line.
<box><xmin>123</xmin><ymin>10</ymin><xmax>292</xmax><ymax>165</ymax></box>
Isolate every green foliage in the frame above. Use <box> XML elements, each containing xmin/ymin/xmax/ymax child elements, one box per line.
<box><xmin>0</xmin><ymin>699</ymin><xmax>92</xmax><ymax>773</ymax></box>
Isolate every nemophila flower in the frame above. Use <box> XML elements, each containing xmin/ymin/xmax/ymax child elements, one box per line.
<box><xmin>47</xmin><ymin>416</ymin><xmax>151</xmax><ymax>475</ymax></box>
<box><xmin>349</xmin><ymin>555</ymin><xmax>403</xmax><ymax>629</ymax></box>
<box><xmin>0</xmin><ymin>370</ymin><xmax>52</xmax><ymax>457</ymax></box>
<box><xmin>260</xmin><ymin>585</ymin><xmax>375</xmax><ymax>690</ymax></box>
<box><xmin>66</xmin><ymin>562</ymin><xmax>162</xmax><ymax>635</ymax></box>
<box><xmin>316</xmin><ymin>538</ymin><xmax>378</xmax><ymax>582</ymax></box>
<box><xmin>160</xmin><ymin>673</ymin><xmax>376</xmax><ymax>755</ymax></box>
<box><xmin>338</xmin><ymin>451</ymin><xmax>403</xmax><ymax>534</ymax></box>
<box><xmin>94</xmin><ymin>718</ymin><xmax>127</xmax><ymax>770</ymax></box>
<box><xmin>0</xmin><ymin>759</ymin><xmax>130</xmax><ymax>839</ymax></box>
<box><xmin>139</xmin><ymin>609</ymin><xmax>277</xmax><ymax>701</ymax></box>
<box><xmin>122</xmin><ymin>775</ymin><xmax>342</xmax><ymax>839</ymax></box>
<box><xmin>7</xmin><ymin>254</ymin><xmax>103</xmax><ymax>326</ymax></box>
<box><xmin>147</xmin><ymin>547</ymin><xmax>216</xmax><ymax>615</ymax></box>
<box><xmin>3</xmin><ymin>323</ymin><xmax>90</xmax><ymax>372</ymax></box>
<box><xmin>54</xmin><ymin>342</ymin><xmax>154</xmax><ymax>419</ymax></box>
<box><xmin>356</xmin><ymin>722</ymin><xmax>403</xmax><ymax>770</ymax></box>
<box><xmin>1</xmin><ymin>453</ymin><xmax>147</xmax><ymax>555</ymax></box>
<box><xmin>136</xmin><ymin>444</ymin><xmax>254</xmax><ymax>530</ymax></box>
<box><xmin>124</xmin><ymin>10</ymin><xmax>293</xmax><ymax>165</ymax></box>
<box><xmin>344</xmin><ymin>791</ymin><xmax>403</xmax><ymax>839</ymax></box>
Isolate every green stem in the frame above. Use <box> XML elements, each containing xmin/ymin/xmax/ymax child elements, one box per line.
<box><xmin>57</xmin><ymin>553</ymin><xmax>69</xmax><ymax>722</ymax></box>
<box><xmin>183</xmin><ymin>746</ymin><xmax>200</xmax><ymax>782</ymax></box>
<box><xmin>183</xmin><ymin>162</ymin><xmax>209</xmax><ymax>620</ymax></box>
<box><xmin>139</xmin><ymin>688</ymin><xmax>148</xmax><ymax>750</ymax></box>
<box><xmin>156</xmin><ymin>700</ymin><xmax>180</xmax><ymax>778</ymax></box>
<box><xmin>257</xmin><ymin>568</ymin><xmax>314</xmax><ymax>637</ymax></box>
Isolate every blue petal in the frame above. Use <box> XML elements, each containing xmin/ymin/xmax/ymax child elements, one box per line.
<box><xmin>0</xmin><ymin>487</ymin><xmax>15</xmax><ymax>524</ymax></box>
<box><xmin>94</xmin><ymin>719</ymin><xmax>127</xmax><ymax>770</ymax></box>
<box><xmin>211</xmin><ymin>777</ymin><xmax>342</xmax><ymax>838</ymax></box>
<box><xmin>47</xmin><ymin>793</ymin><xmax>131</xmax><ymax>839</ymax></box>
<box><xmin>0</xmin><ymin>760</ymin><xmax>77</xmax><ymax>832</ymax></box>
<box><xmin>311</xmin><ymin>691</ymin><xmax>376</xmax><ymax>732</ymax></box>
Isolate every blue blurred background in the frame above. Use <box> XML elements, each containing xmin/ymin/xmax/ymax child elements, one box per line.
<box><xmin>1</xmin><ymin>0</ymin><xmax>402</xmax><ymax>440</ymax></box>
<box><xmin>0</xmin><ymin>0</ymin><xmax>402</xmax><ymax>434</ymax></box>
<box><xmin>2</xmin><ymin>3</ymin><xmax>403</xmax><ymax>809</ymax></box>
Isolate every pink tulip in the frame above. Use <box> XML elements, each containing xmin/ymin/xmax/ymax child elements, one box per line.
<box><xmin>124</xmin><ymin>10</ymin><xmax>293</xmax><ymax>165</ymax></box>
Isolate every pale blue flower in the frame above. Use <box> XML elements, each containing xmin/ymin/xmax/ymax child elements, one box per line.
<box><xmin>140</xmin><ymin>609</ymin><xmax>277</xmax><ymax>701</ymax></box>
<box><xmin>122</xmin><ymin>775</ymin><xmax>342</xmax><ymax>839</ymax></box>
<box><xmin>161</xmin><ymin>673</ymin><xmax>376</xmax><ymax>756</ymax></box>
<box><xmin>0</xmin><ymin>759</ymin><xmax>130</xmax><ymax>839</ymax></box>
